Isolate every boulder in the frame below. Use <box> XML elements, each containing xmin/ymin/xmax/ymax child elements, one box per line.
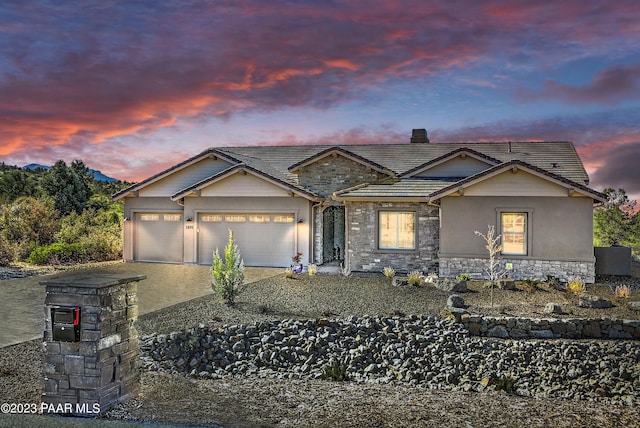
<box><xmin>487</xmin><ymin>325</ymin><xmax>509</xmax><ymax>338</ymax></box>
<box><xmin>544</xmin><ymin>302</ymin><xmax>565</xmax><ymax>315</ymax></box>
<box><xmin>391</xmin><ymin>276</ymin><xmax>409</xmax><ymax>287</ymax></box>
<box><xmin>447</xmin><ymin>294</ymin><xmax>465</xmax><ymax>308</ymax></box>
<box><xmin>436</xmin><ymin>278</ymin><xmax>468</xmax><ymax>293</ymax></box>
<box><xmin>497</xmin><ymin>279</ymin><xmax>516</xmax><ymax>290</ymax></box>
<box><xmin>578</xmin><ymin>294</ymin><xmax>612</xmax><ymax>309</ymax></box>
<box><xmin>628</xmin><ymin>301</ymin><xmax>640</xmax><ymax>311</ymax></box>
<box><xmin>441</xmin><ymin>307</ymin><xmax>469</xmax><ymax>323</ymax></box>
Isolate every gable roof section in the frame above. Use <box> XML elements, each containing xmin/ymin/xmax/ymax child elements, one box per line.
<box><xmin>171</xmin><ymin>163</ymin><xmax>319</xmax><ymax>201</ymax></box>
<box><xmin>112</xmin><ymin>148</ymin><xmax>241</xmax><ymax>201</ymax></box>
<box><xmin>288</xmin><ymin>146</ymin><xmax>396</xmax><ymax>176</ymax></box>
<box><xmin>401</xmin><ymin>147</ymin><xmax>501</xmax><ymax>178</ymax></box>
<box><xmin>428</xmin><ymin>159</ymin><xmax>606</xmax><ymax>202</ymax></box>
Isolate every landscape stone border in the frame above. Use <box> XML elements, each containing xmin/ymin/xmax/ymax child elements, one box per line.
<box><xmin>457</xmin><ymin>313</ymin><xmax>640</xmax><ymax>340</ymax></box>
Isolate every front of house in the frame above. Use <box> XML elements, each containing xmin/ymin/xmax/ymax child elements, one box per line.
<box><xmin>113</xmin><ymin>129</ymin><xmax>605</xmax><ymax>283</ymax></box>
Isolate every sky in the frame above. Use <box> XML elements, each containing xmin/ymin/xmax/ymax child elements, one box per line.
<box><xmin>1</xmin><ymin>0</ymin><xmax>640</xmax><ymax>201</ymax></box>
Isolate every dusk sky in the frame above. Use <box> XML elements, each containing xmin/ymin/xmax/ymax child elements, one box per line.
<box><xmin>1</xmin><ymin>1</ymin><xmax>640</xmax><ymax>200</ymax></box>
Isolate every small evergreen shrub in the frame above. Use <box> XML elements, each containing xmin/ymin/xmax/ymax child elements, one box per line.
<box><xmin>27</xmin><ymin>242</ymin><xmax>86</xmax><ymax>265</ymax></box>
<box><xmin>321</xmin><ymin>361</ymin><xmax>349</xmax><ymax>381</ymax></box>
<box><xmin>456</xmin><ymin>273</ymin><xmax>472</xmax><ymax>281</ymax></box>
<box><xmin>494</xmin><ymin>375</ymin><xmax>517</xmax><ymax>394</ymax></box>
<box><xmin>212</xmin><ymin>230</ymin><xmax>245</xmax><ymax>306</ymax></box>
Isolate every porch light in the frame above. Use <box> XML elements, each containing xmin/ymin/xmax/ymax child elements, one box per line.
<box><xmin>297</xmin><ymin>219</ymin><xmax>304</xmax><ymax>224</ymax></box>
<box><xmin>186</xmin><ymin>217</ymin><xmax>193</xmax><ymax>222</ymax></box>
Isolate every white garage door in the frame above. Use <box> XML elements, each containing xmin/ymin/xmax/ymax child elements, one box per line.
<box><xmin>198</xmin><ymin>213</ymin><xmax>296</xmax><ymax>267</ymax></box>
<box><xmin>134</xmin><ymin>213</ymin><xmax>183</xmax><ymax>263</ymax></box>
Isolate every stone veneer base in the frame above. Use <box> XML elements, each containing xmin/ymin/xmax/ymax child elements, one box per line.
<box><xmin>439</xmin><ymin>257</ymin><xmax>595</xmax><ymax>283</ymax></box>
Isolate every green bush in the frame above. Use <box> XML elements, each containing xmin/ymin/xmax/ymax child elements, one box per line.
<box><xmin>212</xmin><ymin>230</ymin><xmax>245</xmax><ymax>306</ymax></box>
<box><xmin>27</xmin><ymin>242</ymin><xmax>86</xmax><ymax>265</ymax></box>
<box><xmin>57</xmin><ymin>207</ymin><xmax>123</xmax><ymax>262</ymax></box>
<box><xmin>0</xmin><ymin>235</ymin><xmax>14</xmax><ymax>266</ymax></box>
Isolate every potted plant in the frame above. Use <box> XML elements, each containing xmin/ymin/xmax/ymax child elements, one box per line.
<box><xmin>291</xmin><ymin>251</ymin><xmax>303</xmax><ymax>274</ymax></box>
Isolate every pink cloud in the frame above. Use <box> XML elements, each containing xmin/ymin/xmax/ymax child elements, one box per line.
<box><xmin>516</xmin><ymin>64</ymin><xmax>640</xmax><ymax>106</ymax></box>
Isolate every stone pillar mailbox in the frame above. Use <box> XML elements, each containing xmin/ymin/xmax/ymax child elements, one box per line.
<box><xmin>40</xmin><ymin>273</ymin><xmax>146</xmax><ymax>416</ymax></box>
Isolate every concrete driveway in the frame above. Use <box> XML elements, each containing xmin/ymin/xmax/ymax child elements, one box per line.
<box><xmin>0</xmin><ymin>262</ymin><xmax>280</xmax><ymax>348</ymax></box>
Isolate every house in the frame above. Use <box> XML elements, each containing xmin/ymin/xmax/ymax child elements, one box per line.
<box><xmin>113</xmin><ymin>129</ymin><xmax>606</xmax><ymax>283</ymax></box>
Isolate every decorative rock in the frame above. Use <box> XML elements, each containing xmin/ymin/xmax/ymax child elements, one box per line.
<box><xmin>447</xmin><ymin>294</ymin><xmax>465</xmax><ymax>309</ymax></box>
<box><xmin>442</xmin><ymin>307</ymin><xmax>469</xmax><ymax>323</ymax></box>
<box><xmin>497</xmin><ymin>279</ymin><xmax>516</xmax><ymax>290</ymax></box>
<box><xmin>487</xmin><ymin>325</ymin><xmax>509</xmax><ymax>338</ymax></box>
<box><xmin>391</xmin><ymin>276</ymin><xmax>409</xmax><ymax>287</ymax></box>
<box><xmin>436</xmin><ymin>279</ymin><xmax>467</xmax><ymax>293</ymax></box>
<box><xmin>543</xmin><ymin>303</ymin><xmax>564</xmax><ymax>315</ymax></box>
<box><xmin>579</xmin><ymin>294</ymin><xmax>613</xmax><ymax>309</ymax></box>
<box><xmin>629</xmin><ymin>301</ymin><xmax>640</xmax><ymax>311</ymax></box>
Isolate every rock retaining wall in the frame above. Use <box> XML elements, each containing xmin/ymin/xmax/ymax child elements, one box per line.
<box><xmin>141</xmin><ymin>315</ymin><xmax>640</xmax><ymax>406</ymax></box>
<box><xmin>463</xmin><ymin>315</ymin><xmax>640</xmax><ymax>340</ymax></box>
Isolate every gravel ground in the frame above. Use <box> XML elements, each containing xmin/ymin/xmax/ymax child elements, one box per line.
<box><xmin>1</xmin><ymin>267</ymin><xmax>639</xmax><ymax>427</ymax></box>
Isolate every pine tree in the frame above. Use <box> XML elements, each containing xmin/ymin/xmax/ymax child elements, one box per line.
<box><xmin>211</xmin><ymin>230</ymin><xmax>245</xmax><ymax>306</ymax></box>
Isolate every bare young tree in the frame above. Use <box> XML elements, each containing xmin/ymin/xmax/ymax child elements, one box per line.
<box><xmin>475</xmin><ymin>225</ymin><xmax>507</xmax><ymax>307</ymax></box>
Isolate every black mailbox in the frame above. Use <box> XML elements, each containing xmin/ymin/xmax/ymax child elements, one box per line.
<box><xmin>51</xmin><ymin>307</ymin><xmax>81</xmax><ymax>342</ymax></box>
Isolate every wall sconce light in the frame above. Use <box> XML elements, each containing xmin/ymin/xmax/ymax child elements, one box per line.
<box><xmin>297</xmin><ymin>219</ymin><xmax>304</xmax><ymax>224</ymax></box>
<box><xmin>186</xmin><ymin>217</ymin><xmax>193</xmax><ymax>222</ymax></box>
<box><xmin>123</xmin><ymin>217</ymin><xmax>131</xmax><ymax>222</ymax></box>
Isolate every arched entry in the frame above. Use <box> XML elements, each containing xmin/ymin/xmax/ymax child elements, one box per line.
<box><xmin>322</xmin><ymin>206</ymin><xmax>345</xmax><ymax>263</ymax></box>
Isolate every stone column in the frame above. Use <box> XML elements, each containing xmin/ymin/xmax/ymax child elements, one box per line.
<box><xmin>40</xmin><ymin>273</ymin><xmax>146</xmax><ymax>416</ymax></box>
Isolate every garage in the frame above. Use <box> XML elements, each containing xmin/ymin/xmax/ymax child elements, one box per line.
<box><xmin>198</xmin><ymin>213</ymin><xmax>296</xmax><ymax>266</ymax></box>
<box><xmin>134</xmin><ymin>212</ymin><xmax>184</xmax><ymax>263</ymax></box>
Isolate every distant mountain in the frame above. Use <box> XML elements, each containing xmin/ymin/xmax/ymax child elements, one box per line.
<box><xmin>22</xmin><ymin>163</ymin><xmax>118</xmax><ymax>182</ymax></box>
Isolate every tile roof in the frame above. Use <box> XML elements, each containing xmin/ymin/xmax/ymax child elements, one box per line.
<box><xmin>332</xmin><ymin>179</ymin><xmax>456</xmax><ymax>201</ymax></box>
<box><xmin>113</xmin><ymin>141</ymin><xmax>593</xmax><ymax>200</ymax></box>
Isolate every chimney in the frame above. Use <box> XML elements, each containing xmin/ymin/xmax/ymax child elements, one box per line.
<box><xmin>410</xmin><ymin>128</ymin><xmax>429</xmax><ymax>144</ymax></box>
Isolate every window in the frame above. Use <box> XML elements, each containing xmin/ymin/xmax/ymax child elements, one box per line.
<box><xmin>274</xmin><ymin>214</ymin><xmax>295</xmax><ymax>223</ymax></box>
<box><xmin>501</xmin><ymin>212</ymin><xmax>527</xmax><ymax>255</ymax></box>
<box><xmin>140</xmin><ymin>214</ymin><xmax>159</xmax><ymax>221</ymax></box>
<box><xmin>225</xmin><ymin>215</ymin><xmax>246</xmax><ymax>223</ymax></box>
<box><xmin>249</xmin><ymin>215</ymin><xmax>271</xmax><ymax>223</ymax></box>
<box><xmin>379</xmin><ymin>211</ymin><xmax>415</xmax><ymax>250</ymax></box>
<box><xmin>201</xmin><ymin>215</ymin><xmax>222</xmax><ymax>222</ymax></box>
<box><xmin>163</xmin><ymin>214</ymin><xmax>182</xmax><ymax>222</ymax></box>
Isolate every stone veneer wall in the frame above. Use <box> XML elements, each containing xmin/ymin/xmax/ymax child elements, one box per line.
<box><xmin>439</xmin><ymin>257</ymin><xmax>596</xmax><ymax>283</ymax></box>
<box><xmin>297</xmin><ymin>156</ymin><xmax>384</xmax><ymax>198</ymax></box>
<box><xmin>462</xmin><ymin>314</ymin><xmax>640</xmax><ymax>340</ymax></box>
<box><xmin>346</xmin><ymin>202</ymin><xmax>439</xmax><ymax>274</ymax></box>
<box><xmin>41</xmin><ymin>274</ymin><xmax>144</xmax><ymax>415</ymax></box>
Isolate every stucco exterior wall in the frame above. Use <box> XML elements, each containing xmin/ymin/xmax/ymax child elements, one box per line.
<box><xmin>439</xmin><ymin>196</ymin><xmax>595</xmax><ymax>261</ymax></box>
<box><xmin>345</xmin><ymin>202</ymin><xmax>439</xmax><ymax>274</ymax></box>
<box><xmin>438</xmin><ymin>195</ymin><xmax>596</xmax><ymax>283</ymax></box>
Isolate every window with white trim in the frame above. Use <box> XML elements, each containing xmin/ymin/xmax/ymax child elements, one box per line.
<box><xmin>379</xmin><ymin>211</ymin><xmax>415</xmax><ymax>250</ymax></box>
<box><xmin>501</xmin><ymin>212</ymin><xmax>527</xmax><ymax>255</ymax></box>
